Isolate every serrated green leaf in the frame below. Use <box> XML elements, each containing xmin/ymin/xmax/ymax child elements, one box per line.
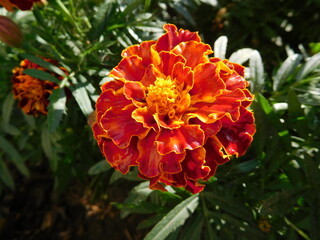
<box><xmin>121</xmin><ymin>181</ymin><xmax>153</xmax><ymax>218</ymax></box>
<box><xmin>0</xmin><ymin>156</ymin><xmax>15</xmax><ymax>190</ymax></box>
<box><xmin>249</xmin><ymin>50</ymin><xmax>265</xmax><ymax>93</ymax></box>
<box><xmin>48</xmin><ymin>88</ymin><xmax>67</xmax><ymax>133</ymax></box>
<box><xmin>70</xmin><ymin>76</ymin><xmax>93</xmax><ymax>116</ymax></box>
<box><xmin>0</xmin><ymin>136</ymin><xmax>29</xmax><ymax>177</ymax></box>
<box><xmin>178</xmin><ymin>212</ymin><xmax>203</xmax><ymax>240</ymax></box>
<box><xmin>2</xmin><ymin>92</ymin><xmax>15</xmax><ymax>126</ymax></box>
<box><xmin>214</xmin><ymin>36</ymin><xmax>228</xmax><ymax>59</ymax></box>
<box><xmin>229</xmin><ymin>48</ymin><xmax>255</xmax><ymax>64</ymax></box>
<box><xmin>20</xmin><ymin>53</ymin><xmax>66</xmax><ymax>77</ymax></box>
<box><xmin>273</xmin><ymin>54</ymin><xmax>302</xmax><ymax>91</ymax></box>
<box><xmin>23</xmin><ymin>69</ymin><xmax>61</xmax><ymax>84</ymax></box>
<box><xmin>296</xmin><ymin>53</ymin><xmax>320</xmax><ymax>81</ymax></box>
<box><xmin>88</xmin><ymin>160</ymin><xmax>111</xmax><ymax>175</ymax></box>
<box><xmin>41</xmin><ymin>127</ymin><xmax>57</xmax><ymax>163</ymax></box>
<box><xmin>144</xmin><ymin>194</ymin><xmax>199</xmax><ymax>240</ymax></box>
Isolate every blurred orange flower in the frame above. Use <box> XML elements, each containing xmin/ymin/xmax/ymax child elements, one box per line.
<box><xmin>12</xmin><ymin>58</ymin><xmax>66</xmax><ymax>116</ymax></box>
<box><xmin>92</xmin><ymin>24</ymin><xmax>256</xmax><ymax>194</ymax></box>
<box><xmin>0</xmin><ymin>0</ymin><xmax>41</xmax><ymax>11</ymax></box>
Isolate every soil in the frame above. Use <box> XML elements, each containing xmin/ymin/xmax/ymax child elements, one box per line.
<box><xmin>0</xmin><ymin>165</ymin><xmax>148</xmax><ymax>240</ymax></box>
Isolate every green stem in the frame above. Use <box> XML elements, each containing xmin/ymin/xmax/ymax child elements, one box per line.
<box><xmin>284</xmin><ymin>217</ymin><xmax>310</xmax><ymax>240</ymax></box>
<box><xmin>55</xmin><ymin>0</ymin><xmax>82</xmax><ymax>36</ymax></box>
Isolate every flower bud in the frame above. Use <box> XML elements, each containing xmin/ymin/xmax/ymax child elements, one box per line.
<box><xmin>0</xmin><ymin>15</ymin><xmax>23</xmax><ymax>47</ymax></box>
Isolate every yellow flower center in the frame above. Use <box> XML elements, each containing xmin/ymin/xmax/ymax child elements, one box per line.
<box><xmin>146</xmin><ymin>76</ymin><xmax>179</xmax><ymax>117</ymax></box>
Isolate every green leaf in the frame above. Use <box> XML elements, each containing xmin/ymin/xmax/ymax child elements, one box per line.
<box><xmin>178</xmin><ymin>212</ymin><xmax>204</xmax><ymax>240</ymax></box>
<box><xmin>0</xmin><ymin>136</ymin><xmax>29</xmax><ymax>177</ymax></box>
<box><xmin>88</xmin><ymin>160</ymin><xmax>111</xmax><ymax>175</ymax></box>
<box><xmin>214</xmin><ymin>36</ymin><xmax>228</xmax><ymax>59</ymax></box>
<box><xmin>229</xmin><ymin>48</ymin><xmax>255</xmax><ymax>64</ymax></box>
<box><xmin>296</xmin><ymin>53</ymin><xmax>320</xmax><ymax>81</ymax></box>
<box><xmin>273</xmin><ymin>54</ymin><xmax>302</xmax><ymax>91</ymax></box>
<box><xmin>121</xmin><ymin>181</ymin><xmax>153</xmax><ymax>218</ymax></box>
<box><xmin>0</xmin><ymin>156</ymin><xmax>15</xmax><ymax>190</ymax></box>
<box><xmin>249</xmin><ymin>50</ymin><xmax>265</xmax><ymax>93</ymax></box>
<box><xmin>70</xmin><ymin>76</ymin><xmax>94</xmax><ymax>116</ymax></box>
<box><xmin>1</xmin><ymin>92</ymin><xmax>20</xmax><ymax>135</ymax></box>
<box><xmin>2</xmin><ymin>92</ymin><xmax>15</xmax><ymax>126</ymax></box>
<box><xmin>23</xmin><ymin>69</ymin><xmax>61</xmax><ymax>84</ymax></box>
<box><xmin>144</xmin><ymin>194</ymin><xmax>199</xmax><ymax>240</ymax></box>
<box><xmin>20</xmin><ymin>53</ymin><xmax>67</xmax><ymax>77</ymax></box>
<box><xmin>47</xmin><ymin>88</ymin><xmax>67</xmax><ymax>133</ymax></box>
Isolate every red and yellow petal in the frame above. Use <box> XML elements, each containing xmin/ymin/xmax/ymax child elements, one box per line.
<box><xmin>156</xmin><ymin>124</ymin><xmax>204</xmax><ymax>155</ymax></box>
<box><xmin>157</xmin><ymin>51</ymin><xmax>185</xmax><ymax>76</ymax></box>
<box><xmin>155</xmin><ymin>24</ymin><xmax>201</xmax><ymax>52</ymax></box>
<box><xmin>216</xmin><ymin>107</ymin><xmax>255</xmax><ymax>157</ymax></box>
<box><xmin>171</xmin><ymin>62</ymin><xmax>193</xmax><ymax>94</ymax></box>
<box><xmin>182</xmin><ymin>147</ymin><xmax>210</xmax><ymax>181</ymax></box>
<box><xmin>100</xmin><ymin>104</ymin><xmax>148</xmax><ymax>148</ymax></box>
<box><xmin>132</xmin><ymin>107</ymin><xmax>159</xmax><ymax>131</ymax></box>
<box><xmin>95</xmin><ymin>87</ymin><xmax>130</xmax><ymax>120</ymax></box>
<box><xmin>141</xmin><ymin>64</ymin><xmax>165</xmax><ymax>88</ymax></box>
<box><xmin>171</xmin><ymin>41</ymin><xmax>212</xmax><ymax>68</ymax></box>
<box><xmin>122</xmin><ymin>41</ymin><xmax>156</xmax><ymax>67</ymax></box>
<box><xmin>123</xmin><ymin>81</ymin><xmax>146</xmax><ymax>107</ymax></box>
<box><xmin>110</xmin><ymin>56</ymin><xmax>146</xmax><ymax>82</ymax></box>
<box><xmin>137</xmin><ymin>131</ymin><xmax>186</xmax><ymax>177</ymax></box>
<box><xmin>190</xmin><ymin>62</ymin><xmax>226</xmax><ymax>102</ymax></box>
<box><xmin>190</xmin><ymin>88</ymin><xmax>247</xmax><ymax>123</ymax></box>
<box><xmin>101</xmin><ymin>138</ymin><xmax>139</xmax><ymax>174</ymax></box>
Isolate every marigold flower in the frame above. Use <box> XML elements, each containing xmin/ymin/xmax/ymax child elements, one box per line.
<box><xmin>0</xmin><ymin>0</ymin><xmax>41</xmax><ymax>11</ymax></box>
<box><xmin>12</xmin><ymin>58</ymin><xmax>66</xmax><ymax>116</ymax></box>
<box><xmin>92</xmin><ymin>24</ymin><xmax>256</xmax><ymax>194</ymax></box>
<box><xmin>0</xmin><ymin>15</ymin><xmax>23</xmax><ymax>47</ymax></box>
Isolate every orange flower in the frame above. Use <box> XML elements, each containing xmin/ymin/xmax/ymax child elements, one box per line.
<box><xmin>11</xmin><ymin>58</ymin><xmax>66</xmax><ymax>116</ymax></box>
<box><xmin>0</xmin><ymin>0</ymin><xmax>41</xmax><ymax>11</ymax></box>
<box><xmin>92</xmin><ymin>24</ymin><xmax>255</xmax><ymax>194</ymax></box>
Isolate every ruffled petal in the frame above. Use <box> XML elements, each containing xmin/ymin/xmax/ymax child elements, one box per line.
<box><xmin>153</xmin><ymin>112</ymin><xmax>184</xmax><ymax>130</ymax></box>
<box><xmin>155</xmin><ymin>24</ymin><xmax>201</xmax><ymax>52</ymax></box>
<box><xmin>92</xmin><ymin>122</ymin><xmax>108</xmax><ymax>144</ymax></box>
<box><xmin>100</xmin><ymin>104</ymin><xmax>148</xmax><ymax>148</ymax></box>
<box><xmin>122</xmin><ymin>41</ymin><xmax>156</xmax><ymax>67</ymax></box>
<box><xmin>141</xmin><ymin>64</ymin><xmax>165</xmax><ymax>88</ymax></box>
<box><xmin>171</xmin><ymin>41</ymin><xmax>212</xmax><ymax>68</ymax></box>
<box><xmin>137</xmin><ymin>131</ymin><xmax>186</xmax><ymax>177</ymax></box>
<box><xmin>156</xmin><ymin>124</ymin><xmax>204</xmax><ymax>154</ymax></box>
<box><xmin>123</xmin><ymin>81</ymin><xmax>146</xmax><ymax>107</ymax></box>
<box><xmin>216</xmin><ymin>107</ymin><xmax>255</xmax><ymax>157</ymax></box>
<box><xmin>183</xmin><ymin>148</ymin><xmax>210</xmax><ymax>180</ymax></box>
<box><xmin>190</xmin><ymin>62</ymin><xmax>226</xmax><ymax>102</ymax></box>
<box><xmin>215</xmin><ymin>60</ymin><xmax>248</xmax><ymax>90</ymax></box>
<box><xmin>241</xmin><ymin>89</ymin><xmax>254</xmax><ymax>108</ymax></box>
<box><xmin>184</xmin><ymin>180</ymin><xmax>205</xmax><ymax>194</ymax></box>
<box><xmin>101</xmin><ymin>79</ymin><xmax>123</xmax><ymax>92</ymax></box>
<box><xmin>132</xmin><ymin>107</ymin><xmax>159</xmax><ymax>131</ymax></box>
<box><xmin>190</xmin><ymin>88</ymin><xmax>246</xmax><ymax>123</ymax></box>
<box><xmin>190</xmin><ymin>118</ymin><xmax>222</xmax><ymax>139</ymax></box>
<box><xmin>160</xmin><ymin>171</ymin><xmax>187</xmax><ymax>188</ymax></box>
<box><xmin>101</xmin><ymin>138</ymin><xmax>139</xmax><ymax>174</ymax></box>
<box><xmin>171</xmin><ymin>62</ymin><xmax>193</xmax><ymax>94</ymax></box>
<box><xmin>157</xmin><ymin>51</ymin><xmax>185</xmax><ymax>76</ymax></box>
<box><xmin>95</xmin><ymin>87</ymin><xmax>129</xmax><ymax>120</ymax></box>
<box><xmin>110</xmin><ymin>56</ymin><xmax>146</xmax><ymax>82</ymax></box>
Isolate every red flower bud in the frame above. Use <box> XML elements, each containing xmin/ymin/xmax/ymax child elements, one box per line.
<box><xmin>0</xmin><ymin>0</ymin><xmax>42</xmax><ymax>11</ymax></box>
<box><xmin>0</xmin><ymin>15</ymin><xmax>23</xmax><ymax>47</ymax></box>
